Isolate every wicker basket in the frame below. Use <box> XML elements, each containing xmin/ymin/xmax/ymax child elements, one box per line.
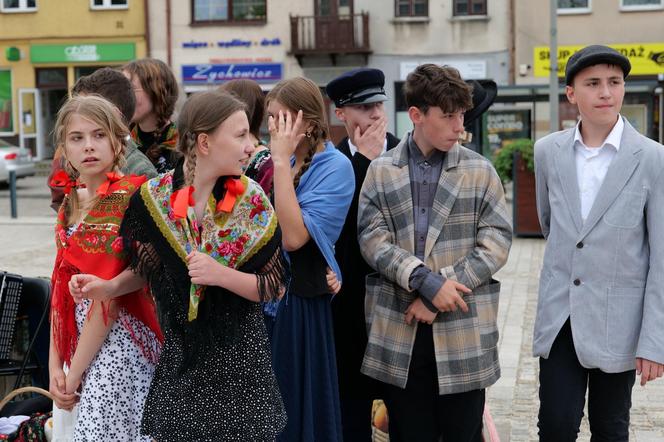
<box><xmin>0</xmin><ymin>386</ymin><xmax>53</xmax><ymax>412</ymax></box>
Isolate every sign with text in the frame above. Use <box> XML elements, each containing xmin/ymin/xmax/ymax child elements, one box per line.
<box><xmin>534</xmin><ymin>42</ymin><xmax>664</xmax><ymax>77</ymax></box>
<box><xmin>482</xmin><ymin>110</ymin><xmax>532</xmax><ymax>158</ymax></box>
<box><xmin>31</xmin><ymin>43</ymin><xmax>135</xmax><ymax>63</ymax></box>
<box><xmin>182</xmin><ymin>63</ymin><xmax>283</xmax><ymax>84</ymax></box>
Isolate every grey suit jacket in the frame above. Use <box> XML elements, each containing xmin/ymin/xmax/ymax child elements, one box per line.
<box><xmin>533</xmin><ymin>118</ymin><xmax>664</xmax><ymax>372</ymax></box>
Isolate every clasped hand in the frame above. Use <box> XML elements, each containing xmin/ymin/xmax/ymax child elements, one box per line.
<box><xmin>49</xmin><ymin>368</ymin><xmax>80</xmax><ymax>411</ymax></box>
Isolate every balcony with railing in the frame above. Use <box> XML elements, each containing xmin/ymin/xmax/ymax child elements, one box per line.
<box><xmin>289</xmin><ymin>13</ymin><xmax>371</xmax><ymax>64</ymax></box>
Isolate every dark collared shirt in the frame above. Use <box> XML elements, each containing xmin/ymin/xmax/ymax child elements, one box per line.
<box><xmin>407</xmin><ymin>134</ymin><xmax>447</xmax><ymax>312</ymax></box>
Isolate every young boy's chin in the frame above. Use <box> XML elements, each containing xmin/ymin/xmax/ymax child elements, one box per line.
<box><xmin>434</xmin><ymin>141</ymin><xmax>458</xmax><ymax>152</ymax></box>
<box><xmin>581</xmin><ymin>110</ymin><xmax>620</xmax><ymax>127</ymax></box>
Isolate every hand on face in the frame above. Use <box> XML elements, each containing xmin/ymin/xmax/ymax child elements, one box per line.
<box><xmin>353</xmin><ymin>115</ymin><xmax>387</xmax><ymax>160</ymax></box>
<box><xmin>268</xmin><ymin>109</ymin><xmax>305</xmax><ymax>164</ymax></box>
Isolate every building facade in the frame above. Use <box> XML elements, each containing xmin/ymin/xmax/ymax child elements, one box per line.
<box><xmin>149</xmin><ymin>0</ymin><xmax>509</xmax><ymax>145</ymax></box>
<box><xmin>510</xmin><ymin>0</ymin><xmax>664</xmax><ymax>144</ymax></box>
<box><xmin>0</xmin><ymin>0</ymin><xmax>147</xmax><ymax>159</ymax></box>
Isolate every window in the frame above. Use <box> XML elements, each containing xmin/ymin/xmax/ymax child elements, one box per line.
<box><xmin>453</xmin><ymin>0</ymin><xmax>487</xmax><ymax>16</ymax></box>
<box><xmin>557</xmin><ymin>0</ymin><xmax>591</xmax><ymax>13</ymax></box>
<box><xmin>91</xmin><ymin>0</ymin><xmax>128</xmax><ymax>10</ymax></box>
<box><xmin>621</xmin><ymin>0</ymin><xmax>663</xmax><ymax>10</ymax></box>
<box><xmin>1</xmin><ymin>0</ymin><xmax>36</xmax><ymax>13</ymax></box>
<box><xmin>395</xmin><ymin>0</ymin><xmax>428</xmax><ymax>17</ymax></box>
<box><xmin>192</xmin><ymin>0</ymin><xmax>266</xmax><ymax>23</ymax></box>
<box><xmin>0</xmin><ymin>70</ymin><xmax>13</xmax><ymax>134</ymax></box>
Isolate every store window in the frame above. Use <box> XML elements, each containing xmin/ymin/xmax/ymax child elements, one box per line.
<box><xmin>0</xmin><ymin>70</ymin><xmax>13</xmax><ymax>134</ymax></box>
<box><xmin>192</xmin><ymin>0</ymin><xmax>267</xmax><ymax>24</ymax></box>
<box><xmin>1</xmin><ymin>0</ymin><xmax>37</xmax><ymax>13</ymax></box>
<box><xmin>395</xmin><ymin>0</ymin><xmax>428</xmax><ymax>17</ymax></box>
<box><xmin>91</xmin><ymin>0</ymin><xmax>128</xmax><ymax>10</ymax></box>
<box><xmin>621</xmin><ymin>0</ymin><xmax>663</xmax><ymax>10</ymax></box>
<box><xmin>453</xmin><ymin>0</ymin><xmax>487</xmax><ymax>16</ymax></box>
<box><xmin>557</xmin><ymin>0</ymin><xmax>591</xmax><ymax>13</ymax></box>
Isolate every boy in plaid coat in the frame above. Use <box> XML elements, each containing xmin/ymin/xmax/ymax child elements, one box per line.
<box><xmin>357</xmin><ymin>64</ymin><xmax>512</xmax><ymax>441</ymax></box>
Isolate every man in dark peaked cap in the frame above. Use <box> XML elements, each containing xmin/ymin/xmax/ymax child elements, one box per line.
<box><xmin>326</xmin><ymin>67</ymin><xmax>400</xmax><ymax>442</ymax></box>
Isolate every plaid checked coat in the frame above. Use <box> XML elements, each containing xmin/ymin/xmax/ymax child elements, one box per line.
<box><xmin>357</xmin><ymin>136</ymin><xmax>512</xmax><ymax>394</ymax></box>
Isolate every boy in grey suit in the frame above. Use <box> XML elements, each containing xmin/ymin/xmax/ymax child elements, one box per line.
<box><xmin>534</xmin><ymin>45</ymin><xmax>664</xmax><ymax>441</ymax></box>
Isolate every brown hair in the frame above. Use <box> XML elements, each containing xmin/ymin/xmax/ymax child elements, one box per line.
<box><xmin>71</xmin><ymin>67</ymin><xmax>135</xmax><ymax>125</ymax></box>
<box><xmin>404</xmin><ymin>64</ymin><xmax>473</xmax><ymax>114</ymax></box>
<box><xmin>122</xmin><ymin>58</ymin><xmax>179</xmax><ymax>129</ymax></box>
<box><xmin>54</xmin><ymin>95</ymin><xmax>129</xmax><ymax>225</ymax></box>
<box><xmin>266</xmin><ymin>77</ymin><xmax>329</xmax><ymax>188</ymax></box>
<box><xmin>176</xmin><ymin>90</ymin><xmax>246</xmax><ymax>186</ymax></box>
<box><xmin>218</xmin><ymin>80</ymin><xmax>265</xmax><ymax>140</ymax></box>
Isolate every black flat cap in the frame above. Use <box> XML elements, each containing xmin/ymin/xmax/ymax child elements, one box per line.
<box><xmin>464</xmin><ymin>79</ymin><xmax>497</xmax><ymax>127</ymax></box>
<box><xmin>565</xmin><ymin>45</ymin><xmax>631</xmax><ymax>85</ymax></box>
<box><xmin>326</xmin><ymin>68</ymin><xmax>388</xmax><ymax>107</ymax></box>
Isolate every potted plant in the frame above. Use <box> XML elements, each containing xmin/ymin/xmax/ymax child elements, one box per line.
<box><xmin>492</xmin><ymin>138</ymin><xmax>542</xmax><ymax>237</ymax></box>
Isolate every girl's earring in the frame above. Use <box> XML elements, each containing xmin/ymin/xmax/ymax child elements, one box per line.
<box><xmin>305</xmin><ymin>131</ymin><xmax>312</xmax><ymax>138</ymax></box>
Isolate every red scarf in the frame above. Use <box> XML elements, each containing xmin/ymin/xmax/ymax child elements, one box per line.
<box><xmin>51</xmin><ymin>175</ymin><xmax>163</xmax><ymax>367</ymax></box>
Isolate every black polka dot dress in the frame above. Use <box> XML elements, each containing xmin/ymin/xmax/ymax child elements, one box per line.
<box><xmin>140</xmin><ymin>302</ymin><xmax>287</xmax><ymax>441</ymax></box>
<box><xmin>73</xmin><ymin>300</ymin><xmax>159</xmax><ymax>442</ymax></box>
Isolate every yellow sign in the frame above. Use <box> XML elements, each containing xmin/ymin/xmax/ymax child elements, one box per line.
<box><xmin>534</xmin><ymin>43</ymin><xmax>664</xmax><ymax>77</ymax></box>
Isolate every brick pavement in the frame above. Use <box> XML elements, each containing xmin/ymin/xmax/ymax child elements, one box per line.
<box><xmin>491</xmin><ymin>238</ymin><xmax>664</xmax><ymax>442</ymax></box>
<box><xmin>2</xmin><ymin>176</ymin><xmax>663</xmax><ymax>441</ymax></box>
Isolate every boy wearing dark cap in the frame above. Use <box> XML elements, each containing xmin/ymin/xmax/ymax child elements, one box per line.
<box><xmin>325</xmin><ymin>68</ymin><xmax>400</xmax><ymax>441</ymax></box>
<box><xmin>357</xmin><ymin>63</ymin><xmax>511</xmax><ymax>441</ymax></box>
<box><xmin>534</xmin><ymin>44</ymin><xmax>664</xmax><ymax>440</ymax></box>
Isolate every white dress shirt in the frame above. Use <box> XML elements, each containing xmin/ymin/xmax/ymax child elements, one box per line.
<box><xmin>348</xmin><ymin>137</ymin><xmax>387</xmax><ymax>157</ymax></box>
<box><xmin>574</xmin><ymin>116</ymin><xmax>624</xmax><ymax>222</ymax></box>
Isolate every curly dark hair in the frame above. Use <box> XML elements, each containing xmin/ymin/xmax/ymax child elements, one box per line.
<box><xmin>122</xmin><ymin>58</ymin><xmax>179</xmax><ymax>128</ymax></box>
<box><xmin>404</xmin><ymin>64</ymin><xmax>473</xmax><ymax>114</ymax></box>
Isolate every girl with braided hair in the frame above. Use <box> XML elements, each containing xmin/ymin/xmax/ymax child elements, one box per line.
<box><xmin>70</xmin><ymin>90</ymin><xmax>287</xmax><ymax>440</ymax></box>
<box><xmin>123</xmin><ymin>58</ymin><xmax>180</xmax><ymax>173</ymax></box>
<box><xmin>48</xmin><ymin>95</ymin><xmax>163</xmax><ymax>441</ymax></box>
<box><xmin>265</xmin><ymin>77</ymin><xmax>355</xmax><ymax>441</ymax></box>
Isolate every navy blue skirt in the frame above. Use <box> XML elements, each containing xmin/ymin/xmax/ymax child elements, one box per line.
<box><xmin>266</xmin><ymin>294</ymin><xmax>343</xmax><ymax>442</ymax></box>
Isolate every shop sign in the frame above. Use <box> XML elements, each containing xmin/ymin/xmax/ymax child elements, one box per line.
<box><xmin>534</xmin><ymin>43</ymin><xmax>664</xmax><ymax>77</ymax></box>
<box><xmin>182</xmin><ymin>38</ymin><xmax>282</xmax><ymax>49</ymax></box>
<box><xmin>0</xmin><ymin>70</ymin><xmax>12</xmax><ymax>133</ymax></box>
<box><xmin>400</xmin><ymin>60</ymin><xmax>487</xmax><ymax>80</ymax></box>
<box><xmin>182</xmin><ymin>63</ymin><xmax>283</xmax><ymax>84</ymax></box>
<box><xmin>30</xmin><ymin>43</ymin><xmax>136</xmax><ymax>63</ymax></box>
<box><xmin>482</xmin><ymin>110</ymin><xmax>531</xmax><ymax>158</ymax></box>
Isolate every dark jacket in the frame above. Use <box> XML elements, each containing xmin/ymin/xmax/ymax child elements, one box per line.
<box><xmin>331</xmin><ymin>132</ymin><xmax>400</xmax><ymax>398</ymax></box>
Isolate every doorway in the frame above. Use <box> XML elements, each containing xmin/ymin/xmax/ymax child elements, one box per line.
<box><xmin>36</xmin><ymin>68</ymin><xmax>69</xmax><ymax>159</ymax></box>
<box><xmin>315</xmin><ymin>0</ymin><xmax>355</xmax><ymax>51</ymax></box>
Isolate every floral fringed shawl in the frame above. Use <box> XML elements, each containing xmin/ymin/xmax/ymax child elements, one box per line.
<box><xmin>50</xmin><ymin>175</ymin><xmax>164</xmax><ymax>367</ymax></box>
<box><xmin>119</xmin><ymin>161</ymin><xmax>287</xmax><ymax>364</ymax></box>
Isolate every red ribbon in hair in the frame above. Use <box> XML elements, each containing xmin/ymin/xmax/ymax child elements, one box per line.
<box><xmin>216</xmin><ymin>178</ymin><xmax>245</xmax><ymax>213</ymax></box>
<box><xmin>96</xmin><ymin>172</ymin><xmax>123</xmax><ymax>197</ymax></box>
<box><xmin>49</xmin><ymin>170</ymin><xmax>78</xmax><ymax>195</ymax></box>
<box><xmin>170</xmin><ymin>185</ymin><xmax>196</xmax><ymax>219</ymax></box>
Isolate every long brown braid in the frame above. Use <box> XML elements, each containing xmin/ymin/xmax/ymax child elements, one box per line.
<box><xmin>183</xmin><ymin>131</ymin><xmax>198</xmax><ymax>186</ymax></box>
<box><xmin>266</xmin><ymin>77</ymin><xmax>329</xmax><ymax>189</ymax></box>
<box><xmin>53</xmin><ymin>95</ymin><xmax>129</xmax><ymax>226</ymax></box>
<box><xmin>175</xmin><ymin>90</ymin><xmax>246</xmax><ymax>186</ymax></box>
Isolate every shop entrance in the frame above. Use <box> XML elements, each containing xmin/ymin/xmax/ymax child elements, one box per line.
<box><xmin>36</xmin><ymin>68</ymin><xmax>68</xmax><ymax>159</ymax></box>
